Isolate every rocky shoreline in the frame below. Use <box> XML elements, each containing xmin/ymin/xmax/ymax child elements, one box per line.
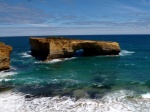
<box><xmin>0</xmin><ymin>42</ymin><xmax>12</xmax><ymax>71</ymax></box>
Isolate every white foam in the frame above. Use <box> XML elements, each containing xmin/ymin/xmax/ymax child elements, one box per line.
<box><xmin>49</xmin><ymin>57</ymin><xmax>76</xmax><ymax>63</ymax></box>
<box><xmin>35</xmin><ymin>57</ymin><xmax>76</xmax><ymax>64</ymax></box>
<box><xmin>141</xmin><ymin>93</ymin><xmax>150</xmax><ymax>99</ymax></box>
<box><xmin>0</xmin><ymin>71</ymin><xmax>17</xmax><ymax>82</ymax></box>
<box><xmin>51</xmin><ymin>78</ymin><xmax>79</xmax><ymax>84</ymax></box>
<box><xmin>65</xmin><ymin>57</ymin><xmax>76</xmax><ymax>60</ymax></box>
<box><xmin>34</xmin><ymin>59</ymin><xmax>62</xmax><ymax>64</ymax></box>
<box><xmin>49</xmin><ymin>59</ymin><xmax>62</xmax><ymax>63</ymax></box>
<box><xmin>0</xmin><ymin>90</ymin><xmax>149</xmax><ymax>112</ymax></box>
<box><xmin>125</xmin><ymin>64</ymin><xmax>135</xmax><ymax>66</ymax></box>
<box><xmin>0</xmin><ymin>71</ymin><xmax>17</xmax><ymax>78</ymax></box>
<box><xmin>19</xmin><ymin>51</ymin><xmax>32</xmax><ymax>58</ymax></box>
<box><xmin>119</xmin><ymin>50</ymin><xmax>135</xmax><ymax>56</ymax></box>
<box><xmin>10</xmin><ymin>66</ymin><xmax>17</xmax><ymax>71</ymax></box>
<box><xmin>0</xmin><ymin>79</ymin><xmax>14</xmax><ymax>82</ymax></box>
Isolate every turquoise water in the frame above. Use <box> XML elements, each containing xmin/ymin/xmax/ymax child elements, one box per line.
<box><xmin>0</xmin><ymin>35</ymin><xmax>150</xmax><ymax>112</ymax></box>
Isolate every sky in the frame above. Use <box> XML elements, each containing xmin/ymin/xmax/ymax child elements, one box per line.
<box><xmin>1</xmin><ymin>0</ymin><xmax>150</xmax><ymax>36</ymax></box>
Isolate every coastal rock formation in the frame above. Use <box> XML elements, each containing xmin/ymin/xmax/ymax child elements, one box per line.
<box><xmin>0</xmin><ymin>42</ymin><xmax>13</xmax><ymax>71</ymax></box>
<box><xmin>30</xmin><ymin>37</ymin><xmax>121</xmax><ymax>61</ymax></box>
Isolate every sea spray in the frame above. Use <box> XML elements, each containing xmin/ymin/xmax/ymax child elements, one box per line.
<box><xmin>119</xmin><ymin>50</ymin><xmax>135</xmax><ymax>56</ymax></box>
<box><xmin>34</xmin><ymin>57</ymin><xmax>76</xmax><ymax>64</ymax></box>
<box><xmin>0</xmin><ymin>71</ymin><xmax>17</xmax><ymax>78</ymax></box>
<box><xmin>0</xmin><ymin>90</ymin><xmax>149</xmax><ymax>112</ymax></box>
<box><xmin>19</xmin><ymin>51</ymin><xmax>32</xmax><ymax>58</ymax></box>
<box><xmin>142</xmin><ymin>93</ymin><xmax>150</xmax><ymax>99</ymax></box>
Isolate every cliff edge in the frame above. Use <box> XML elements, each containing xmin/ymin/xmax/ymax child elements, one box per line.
<box><xmin>0</xmin><ymin>42</ymin><xmax>13</xmax><ymax>71</ymax></box>
<box><xmin>30</xmin><ymin>37</ymin><xmax>121</xmax><ymax>61</ymax></box>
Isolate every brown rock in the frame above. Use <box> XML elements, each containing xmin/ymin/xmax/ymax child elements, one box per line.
<box><xmin>30</xmin><ymin>37</ymin><xmax>121</xmax><ymax>61</ymax></box>
<box><xmin>0</xmin><ymin>42</ymin><xmax>12</xmax><ymax>71</ymax></box>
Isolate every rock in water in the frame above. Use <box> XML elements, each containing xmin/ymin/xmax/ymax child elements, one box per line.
<box><xmin>30</xmin><ymin>37</ymin><xmax>121</xmax><ymax>61</ymax></box>
<box><xmin>0</xmin><ymin>42</ymin><xmax>13</xmax><ymax>71</ymax></box>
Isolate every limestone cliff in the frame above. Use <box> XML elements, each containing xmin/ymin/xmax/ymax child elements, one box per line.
<box><xmin>30</xmin><ymin>37</ymin><xmax>121</xmax><ymax>61</ymax></box>
<box><xmin>0</xmin><ymin>42</ymin><xmax>13</xmax><ymax>71</ymax></box>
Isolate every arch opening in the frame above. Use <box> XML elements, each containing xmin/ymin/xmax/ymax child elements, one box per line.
<box><xmin>74</xmin><ymin>49</ymin><xmax>84</xmax><ymax>57</ymax></box>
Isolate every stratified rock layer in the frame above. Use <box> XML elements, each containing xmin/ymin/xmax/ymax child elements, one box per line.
<box><xmin>0</xmin><ymin>42</ymin><xmax>12</xmax><ymax>71</ymax></box>
<box><xmin>30</xmin><ymin>37</ymin><xmax>121</xmax><ymax>60</ymax></box>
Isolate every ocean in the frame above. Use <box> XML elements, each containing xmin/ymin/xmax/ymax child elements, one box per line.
<box><xmin>0</xmin><ymin>35</ymin><xmax>150</xmax><ymax>112</ymax></box>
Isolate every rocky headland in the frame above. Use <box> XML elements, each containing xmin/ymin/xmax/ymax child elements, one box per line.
<box><xmin>30</xmin><ymin>37</ymin><xmax>121</xmax><ymax>61</ymax></box>
<box><xmin>0</xmin><ymin>42</ymin><xmax>13</xmax><ymax>71</ymax></box>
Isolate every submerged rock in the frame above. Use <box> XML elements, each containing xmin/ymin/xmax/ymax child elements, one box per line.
<box><xmin>0</xmin><ymin>42</ymin><xmax>12</xmax><ymax>71</ymax></box>
<box><xmin>30</xmin><ymin>37</ymin><xmax>121</xmax><ymax>61</ymax></box>
<box><xmin>0</xmin><ymin>86</ymin><xmax>13</xmax><ymax>92</ymax></box>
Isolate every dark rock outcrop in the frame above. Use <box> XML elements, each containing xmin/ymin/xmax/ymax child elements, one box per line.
<box><xmin>30</xmin><ymin>37</ymin><xmax>121</xmax><ymax>61</ymax></box>
<box><xmin>0</xmin><ymin>42</ymin><xmax>12</xmax><ymax>71</ymax></box>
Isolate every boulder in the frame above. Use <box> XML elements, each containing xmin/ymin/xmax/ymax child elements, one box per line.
<box><xmin>0</xmin><ymin>42</ymin><xmax>13</xmax><ymax>71</ymax></box>
<box><xmin>30</xmin><ymin>37</ymin><xmax>121</xmax><ymax>61</ymax></box>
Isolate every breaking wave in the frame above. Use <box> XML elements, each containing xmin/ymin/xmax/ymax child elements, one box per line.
<box><xmin>0</xmin><ymin>90</ymin><xmax>149</xmax><ymax>112</ymax></box>
<box><xmin>0</xmin><ymin>71</ymin><xmax>17</xmax><ymax>82</ymax></box>
<box><xmin>35</xmin><ymin>57</ymin><xmax>76</xmax><ymax>64</ymax></box>
<box><xmin>119</xmin><ymin>50</ymin><xmax>135</xmax><ymax>56</ymax></box>
<box><xmin>0</xmin><ymin>71</ymin><xmax>17</xmax><ymax>78</ymax></box>
<box><xmin>19</xmin><ymin>51</ymin><xmax>32</xmax><ymax>58</ymax></box>
<box><xmin>141</xmin><ymin>93</ymin><xmax>150</xmax><ymax>99</ymax></box>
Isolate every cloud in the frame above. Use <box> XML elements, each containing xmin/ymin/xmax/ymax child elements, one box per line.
<box><xmin>58</xmin><ymin>15</ymin><xmax>78</xmax><ymax>20</ymax></box>
<box><xmin>1</xmin><ymin>0</ymin><xmax>150</xmax><ymax>35</ymax></box>
<box><xmin>117</xmin><ymin>5</ymin><xmax>145</xmax><ymax>13</ymax></box>
<box><xmin>0</xmin><ymin>2</ymin><xmax>87</xmax><ymax>27</ymax></box>
<box><xmin>0</xmin><ymin>27</ymin><xmax>150</xmax><ymax>37</ymax></box>
<box><xmin>0</xmin><ymin>2</ymin><xmax>54</xmax><ymax>24</ymax></box>
<box><xmin>64</xmin><ymin>18</ymin><xmax>150</xmax><ymax>28</ymax></box>
<box><xmin>107</xmin><ymin>0</ymin><xmax>150</xmax><ymax>17</ymax></box>
<box><xmin>141</xmin><ymin>0</ymin><xmax>150</xmax><ymax>5</ymax></box>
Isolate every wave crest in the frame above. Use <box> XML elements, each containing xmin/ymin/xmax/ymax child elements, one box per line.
<box><xmin>35</xmin><ymin>57</ymin><xmax>76</xmax><ymax>64</ymax></box>
<box><xmin>141</xmin><ymin>93</ymin><xmax>150</xmax><ymax>99</ymax></box>
<box><xmin>0</xmin><ymin>71</ymin><xmax>17</xmax><ymax>78</ymax></box>
<box><xmin>19</xmin><ymin>51</ymin><xmax>32</xmax><ymax>58</ymax></box>
<box><xmin>119</xmin><ymin>50</ymin><xmax>135</xmax><ymax>56</ymax></box>
<box><xmin>0</xmin><ymin>90</ymin><xmax>149</xmax><ymax>112</ymax></box>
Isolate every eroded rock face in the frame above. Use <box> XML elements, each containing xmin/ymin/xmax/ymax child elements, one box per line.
<box><xmin>30</xmin><ymin>37</ymin><xmax>121</xmax><ymax>61</ymax></box>
<box><xmin>0</xmin><ymin>42</ymin><xmax>13</xmax><ymax>71</ymax></box>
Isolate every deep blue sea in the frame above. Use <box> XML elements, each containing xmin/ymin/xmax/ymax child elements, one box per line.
<box><xmin>0</xmin><ymin>35</ymin><xmax>150</xmax><ymax>112</ymax></box>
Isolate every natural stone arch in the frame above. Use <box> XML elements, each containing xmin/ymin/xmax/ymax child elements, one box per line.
<box><xmin>30</xmin><ymin>37</ymin><xmax>121</xmax><ymax>61</ymax></box>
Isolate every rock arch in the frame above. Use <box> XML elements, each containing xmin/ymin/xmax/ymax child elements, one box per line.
<box><xmin>30</xmin><ymin>37</ymin><xmax>121</xmax><ymax>61</ymax></box>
